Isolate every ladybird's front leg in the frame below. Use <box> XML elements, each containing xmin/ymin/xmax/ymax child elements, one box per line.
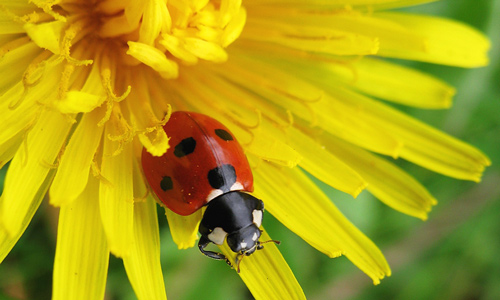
<box><xmin>198</xmin><ymin>236</ymin><xmax>232</xmax><ymax>266</ymax></box>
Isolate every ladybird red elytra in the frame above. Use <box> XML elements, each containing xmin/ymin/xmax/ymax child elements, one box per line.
<box><xmin>141</xmin><ymin>111</ymin><xmax>278</xmax><ymax>271</ymax></box>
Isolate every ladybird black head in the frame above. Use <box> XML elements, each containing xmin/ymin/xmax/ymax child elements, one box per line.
<box><xmin>226</xmin><ymin>224</ymin><xmax>261</xmax><ymax>254</ymax></box>
<box><xmin>197</xmin><ymin>191</ymin><xmax>278</xmax><ymax>272</ymax></box>
<box><xmin>174</xmin><ymin>137</ymin><xmax>196</xmax><ymax>157</ymax></box>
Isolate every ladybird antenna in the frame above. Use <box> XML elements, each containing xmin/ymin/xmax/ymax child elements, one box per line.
<box><xmin>235</xmin><ymin>253</ymin><xmax>244</xmax><ymax>273</ymax></box>
<box><xmin>260</xmin><ymin>239</ymin><xmax>281</xmax><ymax>246</ymax></box>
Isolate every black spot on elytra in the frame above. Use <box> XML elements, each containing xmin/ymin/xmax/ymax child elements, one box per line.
<box><xmin>215</xmin><ymin>129</ymin><xmax>233</xmax><ymax>141</ymax></box>
<box><xmin>207</xmin><ymin>164</ymin><xmax>236</xmax><ymax>191</ymax></box>
<box><xmin>160</xmin><ymin>176</ymin><xmax>173</xmax><ymax>191</ymax></box>
<box><xmin>174</xmin><ymin>137</ymin><xmax>196</xmax><ymax>157</ymax></box>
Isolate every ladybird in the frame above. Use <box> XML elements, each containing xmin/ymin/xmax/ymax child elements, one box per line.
<box><xmin>141</xmin><ymin>111</ymin><xmax>278</xmax><ymax>271</ymax></box>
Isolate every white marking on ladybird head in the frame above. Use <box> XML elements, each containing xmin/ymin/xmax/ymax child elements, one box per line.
<box><xmin>208</xmin><ymin>227</ymin><xmax>227</xmax><ymax>245</ymax></box>
<box><xmin>206</xmin><ymin>189</ymin><xmax>223</xmax><ymax>202</ymax></box>
<box><xmin>252</xmin><ymin>232</ymin><xmax>258</xmax><ymax>241</ymax></box>
<box><xmin>252</xmin><ymin>209</ymin><xmax>263</xmax><ymax>228</ymax></box>
<box><xmin>240</xmin><ymin>241</ymin><xmax>248</xmax><ymax>249</ymax></box>
<box><xmin>230</xmin><ymin>182</ymin><xmax>244</xmax><ymax>191</ymax></box>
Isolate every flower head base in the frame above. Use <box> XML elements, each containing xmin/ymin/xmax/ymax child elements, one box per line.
<box><xmin>0</xmin><ymin>0</ymin><xmax>491</xmax><ymax>299</ymax></box>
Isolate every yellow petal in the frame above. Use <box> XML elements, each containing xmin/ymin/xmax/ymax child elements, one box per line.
<box><xmin>1</xmin><ymin>109</ymin><xmax>72</xmax><ymax>236</ymax></box>
<box><xmin>243</xmin><ymin>17</ymin><xmax>379</xmax><ymax>55</ymax></box>
<box><xmin>350</xmin><ymin>57</ymin><xmax>455</xmax><ymax>108</ymax></box>
<box><xmin>0</xmin><ymin>13</ymin><xmax>24</xmax><ymax>34</ymax></box>
<box><xmin>183</xmin><ymin>37</ymin><xmax>228</xmax><ymax>63</ymax></box>
<box><xmin>99</xmin><ymin>118</ymin><xmax>134</xmax><ymax>257</ymax></box>
<box><xmin>245</xmin><ymin>8</ymin><xmax>424</xmax><ymax>56</ymax></box>
<box><xmin>221</xmin><ymin>6</ymin><xmax>246</xmax><ymax>47</ymax></box>
<box><xmin>289</xmin><ymin>126</ymin><xmax>367</xmax><ymax>197</ymax></box>
<box><xmin>329</xmin><ymin>87</ymin><xmax>491</xmax><ymax>181</ymax></box>
<box><xmin>127</xmin><ymin>42</ymin><xmax>178</xmax><ymax>79</ymax></box>
<box><xmin>370</xmin><ymin>0</ymin><xmax>440</xmax><ymax>10</ymax></box>
<box><xmin>220</xmin><ymin>229</ymin><xmax>305</xmax><ymax>300</ymax></box>
<box><xmin>0</xmin><ymin>130</ymin><xmax>23</xmax><ymax>169</ymax></box>
<box><xmin>0</xmin><ymin>83</ymin><xmax>36</xmax><ymax>147</ymax></box>
<box><xmin>58</xmin><ymin>91</ymin><xmax>105</xmax><ymax>113</ymax></box>
<box><xmin>293</xmin><ymin>56</ymin><xmax>455</xmax><ymax>109</ymax></box>
<box><xmin>123</xmin><ymin>196</ymin><xmax>167</xmax><ymax>300</ymax></box>
<box><xmin>126</xmin><ymin>72</ymin><xmax>169</xmax><ymax>157</ymax></box>
<box><xmin>138</xmin><ymin>0</ymin><xmax>167</xmax><ymax>45</ymax></box>
<box><xmin>165</xmin><ymin>207</ymin><xmax>202</xmax><ymax>249</ymax></box>
<box><xmin>0</xmin><ymin>40</ymin><xmax>40</xmax><ymax>94</ymax></box>
<box><xmin>323</xmin><ymin>134</ymin><xmax>437</xmax><ymax>220</ymax></box>
<box><xmin>24</xmin><ymin>20</ymin><xmax>65</xmax><ymax>54</ymax></box>
<box><xmin>247</xmin><ymin>0</ymin><xmax>437</xmax><ymax>8</ymax></box>
<box><xmin>0</xmin><ymin>167</ymin><xmax>55</xmax><ymax>263</ymax></box>
<box><xmin>1</xmin><ymin>62</ymin><xmax>65</xmax><ymax>148</ymax></box>
<box><xmin>55</xmin><ymin>58</ymin><xmax>108</xmax><ymax>114</ymax></box>
<box><xmin>246</xmin><ymin>130</ymin><xmax>302</xmax><ymax>168</ymax></box>
<box><xmin>50</xmin><ymin>107</ymin><xmax>105</xmax><ymax>206</ymax></box>
<box><xmin>52</xmin><ymin>176</ymin><xmax>109</xmax><ymax>300</ymax></box>
<box><xmin>254</xmin><ymin>162</ymin><xmax>391</xmax><ymax>284</ymax></box>
<box><xmin>159</xmin><ymin>34</ymin><xmax>199</xmax><ymax>65</ymax></box>
<box><xmin>215</xmin><ymin>55</ymin><xmax>402</xmax><ymax>157</ymax></box>
<box><xmin>375</xmin><ymin>12</ymin><xmax>490</xmax><ymax>67</ymax></box>
<box><xmin>173</xmin><ymin>71</ymin><xmax>302</xmax><ymax>168</ymax></box>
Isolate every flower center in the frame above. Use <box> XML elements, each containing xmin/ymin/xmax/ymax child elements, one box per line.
<box><xmin>30</xmin><ymin>0</ymin><xmax>247</xmax><ymax>79</ymax></box>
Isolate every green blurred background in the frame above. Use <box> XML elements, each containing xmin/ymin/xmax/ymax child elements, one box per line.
<box><xmin>1</xmin><ymin>0</ymin><xmax>499</xmax><ymax>299</ymax></box>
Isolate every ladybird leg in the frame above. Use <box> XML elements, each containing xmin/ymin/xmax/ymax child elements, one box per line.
<box><xmin>198</xmin><ymin>236</ymin><xmax>232</xmax><ymax>266</ymax></box>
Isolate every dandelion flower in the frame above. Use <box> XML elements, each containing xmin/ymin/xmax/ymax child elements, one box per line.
<box><xmin>0</xmin><ymin>0</ymin><xmax>491</xmax><ymax>299</ymax></box>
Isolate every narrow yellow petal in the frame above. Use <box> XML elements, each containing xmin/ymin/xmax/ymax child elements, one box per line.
<box><xmin>254</xmin><ymin>162</ymin><xmax>391</xmax><ymax>284</ymax></box>
<box><xmin>56</xmin><ymin>58</ymin><xmax>108</xmax><ymax>114</ymax></box>
<box><xmin>23</xmin><ymin>20</ymin><xmax>65</xmax><ymax>54</ymax></box>
<box><xmin>183</xmin><ymin>37</ymin><xmax>228</xmax><ymax>63</ymax></box>
<box><xmin>0</xmin><ymin>83</ymin><xmax>36</xmax><ymax>147</ymax></box>
<box><xmin>246</xmin><ymin>131</ymin><xmax>302</xmax><ymax>168</ymax></box>
<box><xmin>53</xmin><ymin>176</ymin><xmax>109</xmax><ymax>300</ymax></box>
<box><xmin>245</xmin><ymin>8</ymin><xmax>425</xmax><ymax>56</ymax></box>
<box><xmin>375</xmin><ymin>12</ymin><xmax>490</xmax><ymax>67</ymax></box>
<box><xmin>0</xmin><ymin>13</ymin><xmax>24</xmax><ymax>34</ymax></box>
<box><xmin>0</xmin><ymin>130</ymin><xmax>23</xmax><ymax>169</ymax></box>
<box><xmin>247</xmin><ymin>0</ymin><xmax>437</xmax><ymax>8</ymax></box>
<box><xmin>220</xmin><ymin>229</ymin><xmax>306</xmax><ymax>300</ymax></box>
<box><xmin>370</xmin><ymin>0</ymin><xmax>439</xmax><ymax>10</ymax></box>
<box><xmin>99</xmin><ymin>118</ymin><xmax>134</xmax><ymax>257</ymax></box>
<box><xmin>164</xmin><ymin>208</ymin><xmax>202</xmax><ymax>249</ymax></box>
<box><xmin>329</xmin><ymin>87</ymin><xmax>491</xmax><ymax>181</ymax></box>
<box><xmin>1</xmin><ymin>64</ymin><xmax>65</xmax><ymax>149</ymax></box>
<box><xmin>243</xmin><ymin>18</ymin><xmax>379</xmax><ymax>55</ymax></box>
<box><xmin>221</xmin><ymin>6</ymin><xmax>246</xmax><ymax>47</ymax></box>
<box><xmin>159</xmin><ymin>34</ymin><xmax>199</xmax><ymax>65</ymax></box>
<box><xmin>297</xmin><ymin>56</ymin><xmax>455</xmax><ymax>109</ymax></box>
<box><xmin>56</xmin><ymin>91</ymin><xmax>105</xmax><ymax>113</ymax></box>
<box><xmin>0</xmin><ymin>40</ymin><xmax>40</xmax><ymax>94</ymax></box>
<box><xmin>323</xmin><ymin>134</ymin><xmax>436</xmax><ymax>220</ymax></box>
<box><xmin>1</xmin><ymin>109</ymin><xmax>72</xmax><ymax>236</ymax></box>
<box><xmin>174</xmin><ymin>71</ymin><xmax>302</xmax><ymax>168</ymax></box>
<box><xmin>126</xmin><ymin>71</ymin><xmax>169</xmax><ymax>157</ymax></box>
<box><xmin>289</xmin><ymin>126</ymin><xmax>367</xmax><ymax>198</ymax></box>
<box><xmin>123</xmin><ymin>196</ymin><xmax>167</xmax><ymax>300</ymax></box>
<box><xmin>350</xmin><ymin>57</ymin><xmax>455</xmax><ymax>108</ymax></box>
<box><xmin>0</xmin><ymin>166</ymin><xmax>55</xmax><ymax>263</ymax></box>
<box><xmin>214</xmin><ymin>55</ymin><xmax>402</xmax><ymax>157</ymax></box>
<box><xmin>127</xmin><ymin>42</ymin><xmax>178</xmax><ymax>79</ymax></box>
<box><xmin>138</xmin><ymin>0</ymin><xmax>165</xmax><ymax>45</ymax></box>
<box><xmin>50</xmin><ymin>107</ymin><xmax>105</xmax><ymax>206</ymax></box>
